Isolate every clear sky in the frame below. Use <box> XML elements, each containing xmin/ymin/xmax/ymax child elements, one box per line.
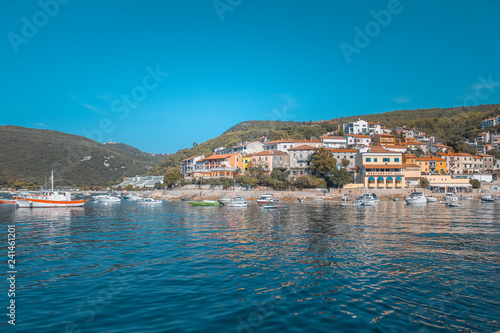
<box><xmin>1</xmin><ymin>0</ymin><xmax>499</xmax><ymax>154</ymax></box>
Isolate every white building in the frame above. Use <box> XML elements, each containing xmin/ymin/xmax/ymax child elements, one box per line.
<box><xmin>180</xmin><ymin>155</ymin><xmax>205</xmax><ymax>178</ymax></box>
<box><xmin>343</xmin><ymin>119</ymin><xmax>368</xmax><ymax>135</ymax></box>
<box><xmin>214</xmin><ymin>141</ymin><xmax>264</xmax><ymax>155</ymax></box>
<box><xmin>481</xmin><ymin>116</ymin><xmax>500</xmax><ymax>129</ymax></box>
<box><xmin>263</xmin><ymin>139</ymin><xmax>322</xmax><ymax>153</ymax></box>
<box><xmin>344</xmin><ymin>134</ymin><xmax>371</xmax><ymax>148</ymax></box>
<box><xmin>321</xmin><ymin>136</ymin><xmax>347</xmax><ymax>149</ymax></box>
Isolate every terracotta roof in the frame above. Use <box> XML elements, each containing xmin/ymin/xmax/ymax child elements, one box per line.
<box><xmin>367</xmin><ymin>147</ymin><xmax>393</xmax><ymax>153</ymax></box>
<box><xmin>288</xmin><ymin>145</ymin><xmax>317</xmax><ymax>151</ymax></box>
<box><xmin>403</xmin><ymin>163</ymin><xmax>420</xmax><ymax>168</ymax></box>
<box><xmin>415</xmin><ymin>156</ymin><xmax>445</xmax><ymax>162</ymax></box>
<box><xmin>403</xmin><ymin>153</ymin><xmax>416</xmax><ymax>158</ymax></box>
<box><xmin>320</xmin><ymin>136</ymin><xmax>345</xmax><ymax>140</ymax></box>
<box><xmin>367</xmin><ymin>121</ymin><xmax>380</xmax><ymax>125</ymax></box>
<box><xmin>432</xmin><ymin>144</ymin><xmax>452</xmax><ymax>148</ymax></box>
<box><xmin>181</xmin><ymin>155</ymin><xmax>202</xmax><ymax>162</ymax></box>
<box><xmin>437</xmin><ymin>152</ymin><xmax>473</xmax><ymax>157</ymax></box>
<box><xmin>198</xmin><ymin>153</ymin><xmax>238</xmax><ymax>161</ymax></box>
<box><xmin>477</xmin><ymin>154</ymin><xmax>492</xmax><ymax>157</ymax></box>
<box><xmin>249</xmin><ymin>150</ymin><xmax>288</xmax><ymax>156</ymax></box>
<box><xmin>383</xmin><ymin>145</ymin><xmax>406</xmax><ymax>149</ymax></box>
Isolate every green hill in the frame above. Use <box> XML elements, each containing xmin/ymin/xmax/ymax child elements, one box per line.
<box><xmin>0</xmin><ymin>126</ymin><xmax>166</xmax><ymax>187</ymax></box>
<box><xmin>151</xmin><ymin>104</ymin><xmax>500</xmax><ymax>175</ymax></box>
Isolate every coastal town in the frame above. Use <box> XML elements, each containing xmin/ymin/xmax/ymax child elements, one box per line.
<box><xmin>175</xmin><ymin>117</ymin><xmax>500</xmax><ymax>194</ymax></box>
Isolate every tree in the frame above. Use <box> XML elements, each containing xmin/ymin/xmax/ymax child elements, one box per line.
<box><xmin>293</xmin><ymin>175</ymin><xmax>323</xmax><ymax>189</ymax></box>
<box><xmin>154</xmin><ymin>182</ymin><xmax>163</xmax><ymax>190</ymax></box>
<box><xmin>419</xmin><ymin>178</ymin><xmax>430</xmax><ymax>189</ymax></box>
<box><xmin>340</xmin><ymin>158</ymin><xmax>350</xmax><ymax>168</ymax></box>
<box><xmin>328</xmin><ymin>168</ymin><xmax>353</xmax><ymax>188</ymax></box>
<box><xmin>310</xmin><ymin>148</ymin><xmax>336</xmax><ymax>179</ymax></box>
<box><xmin>164</xmin><ymin>170</ymin><xmax>181</xmax><ymax>188</ymax></box>
<box><xmin>235</xmin><ymin>175</ymin><xmax>259</xmax><ymax>188</ymax></box>
<box><xmin>470</xmin><ymin>179</ymin><xmax>481</xmax><ymax>188</ymax></box>
<box><xmin>270</xmin><ymin>167</ymin><xmax>289</xmax><ymax>182</ymax></box>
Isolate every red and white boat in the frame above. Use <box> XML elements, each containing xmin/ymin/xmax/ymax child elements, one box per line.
<box><xmin>257</xmin><ymin>194</ymin><xmax>274</xmax><ymax>205</ymax></box>
<box><xmin>0</xmin><ymin>198</ymin><xmax>17</xmax><ymax>204</ymax></box>
<box><xmin>14</xmin><ymin>171</ymin><xmax>87</xmax><ymax>208</ymax></box>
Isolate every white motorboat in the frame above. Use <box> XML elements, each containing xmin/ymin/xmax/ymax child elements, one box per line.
<box><xmin>226</xmin><ymin>197</ymin><xmax>248</xmax><ymax>207</ymax></box>
<box><xmin>95</xmin><ymin>194</ymin><xmax>122</xmax><ymax>202</ymax></box>
<box><xmin>357</xmin><ymin>193</ymin><xmax>379</xmax><ymax>206</ymax></box>
<box><xmin>481</xmin><ymin>193</ymin><xmax>495</xmax><ymax>202</ymax></box>
<box><xmin>446</xmin><ymin>201</ymin><xmax>463</xmax><ymax>207</ymax></box>
<box><xmin>405</xmin><ymin>192</ymin><xmax>427</xmax><ymax>205</ymax></box>
<box><xmin>313</xmin><ymin>198</ymin><xmax>323</xmax><ymax>202</ymax></box>
<box><xmin>440</xmin><ymin>193</ymin><xmax>458</xmax><ymax>204</ymax></box>
<box><xmin>138</xmin><ymin>198</ymin><xmax>162</xmax><ymax>205</ymax></box>
<box><xmin>426</xmin><ymin>196</ymin><xmax>438</xmax><ymax>202</ymax></box>
<box><xmin>257</xmin><ymin>194</ymin><xmax>274</xmax><ymax>205</ymax></box>
<box><xmin>262</xmin><ymin>198</ymin><xmax>288</xmax><ymax>209</ymax></box>
<box><xmin>124</xmin><ymin>194</ymin><xmax>142</xmax><ymax>201</ymax></box>
<box><xmin>219</xmin><ymin>196</ymin><xmax>232</xmax><ymax>204</ymax></box>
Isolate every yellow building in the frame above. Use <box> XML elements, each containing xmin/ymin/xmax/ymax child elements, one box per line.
<box><xmin>241</xmin><ymin>155</ymin><xmax>252</xmax><ymax>174</ymax></box>
<box><xmin>373</xmin><ymin>133</ymin><xmax>397</xmax><ymax>146</ymax></box>
<box><xmin>357</xmin><ymin>147</ymin><xmax>405</xmax><ymax>188</ymax></box>
<box><xmin>414</xmin><ymin>156</ymin><xmax>447</xmax><ymax>174</ymax></box>
<box><xmin>195</xmin><ymin>153</ymin><xmax>242</xmax><ymax>179</ymax></box>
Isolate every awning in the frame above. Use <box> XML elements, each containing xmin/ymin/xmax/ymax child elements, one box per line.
<box><xmin>386</xmin><ymin>177</ymin><xmax>393</xmax><ymax>180</ymax></box>
<box><xmin>368</xmin><ymin>177</ymin><xmax>375</xmax><ymax>180</ymax></box>
<box><xmin>377</xmin><ymin>177</ymin><xmax>384</xmax><ymax>181</ymax></box>
<box><xmin>396</xmin><ymin>177</ymin><xmax>402</xmax><ymax>180</ymax></box>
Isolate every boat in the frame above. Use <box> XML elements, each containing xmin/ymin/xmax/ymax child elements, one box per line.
<box><xmin>14</xmin><ymin>171</ymin><xmax>87</xmax><ymax>208</ymax></box>
<box><xmin>356</xmin><ymin>193</ymin><xmax>379</xmax><ymax>206</ymax></box>
<box><xmin>298</xmin><ymin>199</ymin><xmax>305</xmax><ymax>203</ymax></box>
<box><xmin>392</xmin><ymin>197</ymin><xmax>399</xmax><ymax>201</ymax></box>
<box><xmin>341</xmin><ymin>195</ymin><xmax>350</xmax><ymax>202</ymax></box>
<box><xmin>138</xmin><ymin>198</ymin><xmax>163</xmax><ymax>205</ymax></box>
<box><xmin>0</xmin><ymin>198</ymin><xmax>17</xmax><ymax>204</ymax></box>
<box><xmin>181</xmin><ymin>197</ymin><xmax>191</xmax><ymax>201</ymax></box>
<box><xmin>340</xmin><ymin>202</ymin><xmax>351</xmax><ymax>207</ymax></box>
<box><xmin>219</xmin><ymin>196</ymin><xmax>232</xmax><ymax>204</ymax></box>
<box><xmin>462</xmin><ymin>196</ymin><xmax>474</xmax><ymax>200</ymax></box>
<box><xmin>124</xmin><ymin>194</ymin><xmax>142</xmax><ymax>201</ymax></box>
<box><xmin>440</xmin><ymin>193</ymin><xmax>458</xmax><ymax>204</ymax></box>
<box><xmin>262</xmin><ymin>198</ymin><xmax>289</xmax><ymax>209</ymax></box>
<box><xmin>405</xmin><ymin>192</ymin><xmax>427</xmax><ymax>205</ymax></box>
<box><xmin>257</xmin><ymin>194</ymin><xmax>274</xmax><ymax>205</ymax></box>
<box><xmin>426</xmin><ymin>196</ymin><xmax>438</xmax><ymax>202</ymax></box>
<box><xmin>190</xmin><ymin>200</ymin><xmax>220</xmax><ymax>206</ymax></box>
<box><xmin>226</xmin><ymin>197</ymin><xmax>248</xmax><ymax>207</ymax></box>
<box><xmin>446</xmin><ymin>201</ymin><xmax>463</xmax><ymax>207</ymax></box>
<box><xmin>481</xmin><ymin>193</ymin><xmax>495</xmax><ymax>202</ymax></box>
<box><xmin>94</xmin><ymin>194</ymin><xmax>122</xmax><ymax>202</ymax></box>
<box><xmin>352</xmin><ymin>199</ymin><xmax>363</xmax><ymax>206</ymax></box>
<box><xmin>313</xmin><ymin>198</ymin><xmax>324</xmax><ymax>202</ymax></box>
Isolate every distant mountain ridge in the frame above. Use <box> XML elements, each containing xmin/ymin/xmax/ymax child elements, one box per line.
<box><xmin>0</xmin><ymin>126</ymin><xmax>167</xmax><ymax>186</ymax></box>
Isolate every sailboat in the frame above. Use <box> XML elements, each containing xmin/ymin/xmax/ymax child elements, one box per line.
<box><xmin>14</xmin><ymin>171</ymin><xmax>87</xmax><ymax>208</ymax></box>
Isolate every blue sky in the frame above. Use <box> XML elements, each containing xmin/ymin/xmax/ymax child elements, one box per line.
<box><xmin>1</xmin><ymin>0</ymin><xmax>499</xmax><ymax>153</ymax></box>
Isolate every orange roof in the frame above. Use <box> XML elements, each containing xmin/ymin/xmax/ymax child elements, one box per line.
<box><xmin>403</xmin><ymin>163</ymin><xmax>421</xmax><ymax>168</ymax></box>
<box><xmin>181</xmin><ymin>155</ymin><xmax>202</xmax><ymax>162</ymax></box>
<box><xmin>364</xmin><ymin>164</ymin><xmax>403</xmax><ymax>169</ymax></box>
<box><xmin>248</xmin><ymin>150</ymin><xmax>288</xmax><ymax>156</ymax></box>
<box><xmin>433</xmin><ymin>144</ymin><xmax>451</xmax><ymax>148</ymax></box>
<box><xmin>198</xmin><ymin>153</ymin><xmax>238</xmax><ymax>161</ymax></box>
<box><xmin>367</xmin><ymin>121</ymin><xmax>380</xmax><ymax>125</ymax></box>
<box><xmin>415</xmin><ymin>156</ymin><xmax>445</xmax><ymax>162</ymax></box>
<box><xmin>320</xmin><ymin>136</ymin><xmax>345</xmax><ymax>140</ymax></box>
<box><xmin>437</xmin><ymin>152</ymin><xmax>473</xmax><ymax>157</ymax></box>
<box><xmin>477</xmin><ymin>154</ymin><xmax>492</xmax><ymax>157</ymax></box>
<box><xmin>288</xmin><ymin>145</ymin><xmax>317</xmax><ymax>151</ymax></box>
<box><xmin>346</xmin><ymin>134</ymin><xmax>370</xmax><ymax>138</ymax></box>
<box><xmin>383</xmin><ymin>145</ymin><xmax>406</xmax><ymax>149</ymax></box>
<box><xmin>328</xmin><ymin>149</ymin><xmax>357</xmax><ymax>153</ymax></box>
<box><xmin>368</xmin><ymin>147</ymin><xmax>393</xmax><ymax>153</ymax></box>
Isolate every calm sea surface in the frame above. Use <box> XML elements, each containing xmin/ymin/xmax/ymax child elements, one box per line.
<box><xmin>1</xmin><ymin>200</ymin><xmax>499</xmax><ymax>332</ymax></box>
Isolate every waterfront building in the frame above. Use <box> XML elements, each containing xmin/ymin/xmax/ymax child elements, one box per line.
<box><xmin>288</xmin><ymin>145</ymin><xmax>316</xmax><ymax>178</ymax></box>
<box><xmin>477</xmin><ymin>153</ymin><xmax>495</xmax><ymax>170</ymax></box>
<box><xmin>424</xmin><ymin>175</ymin><xmax>472</xmax><ymax>192</ymax></box>
<box><xmin>247</xmin><ymin>150</ymin><xmax>289</xmax><ymax>174</ymax></box>
<box><xmin>180</xmin><ymin>155</ymin><xmax>205</xmax><ymax>179</ymax></box>
<box><xmin>414</xmin><ymin>156</ymin><xmax>447</xmax><ymax>175</ymax></box>
<box><xmin>355</xmin><ymin>147</ymin><xmax>405</xmax><ymax>188</ymax></box>
<box><xmin>328</xmin><ymin>149</ymin><xmax>358</xmax><ymax>169</ymax></box>
<box><xmin>192</xmin><ymin>153</ymin><xmax>242</xmax><ymax>179</ymax></box>
<box><xmin>437</xmin><ymin>152</ymin><xmax>476</xmax><ymax>174</ymax></box>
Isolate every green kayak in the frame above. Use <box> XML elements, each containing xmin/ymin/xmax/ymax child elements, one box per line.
<box><xmin>189</xmin><ymin>200</ymin><xmax>220</xmax><ymax>206</ymax></box>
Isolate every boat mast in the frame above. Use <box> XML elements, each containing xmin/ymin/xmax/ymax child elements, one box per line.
<box><xmin>51</xmin><ymin>170</ymin><xmax>54</xmax><ymax>191</ymax></box>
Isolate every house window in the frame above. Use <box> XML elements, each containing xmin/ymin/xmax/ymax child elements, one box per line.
<box><xmin>366</xmin><ymin>158</ymin><xmax>371</xmax><ymax>162</ymax></box>
<box><xmin>383</xmin><ymin>158</ymin><xmax>390</xmax><ymax>162</ymax></box>
<box><xmin>265</xmin><ymin>156</ymin><xmax>268</xmax><ymax>161</ymax></box>
<box><xmin>395</xmin><ymin>158</ymin><xmax>400</xmax><ymax>162</ymax></box>
<box><xmin>374</xmin><ymin>158</ymin><xmax>378</xmax><ymax>162</ymax></box>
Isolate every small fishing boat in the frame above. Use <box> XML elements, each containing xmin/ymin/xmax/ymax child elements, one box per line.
<box><xmin>138</xmin><ymin>198</ymin><xmax>163</xmax><ymax>205</ymax></box>
<box><xmin>357</xmin><ymin>193</ymin><xmax>379</xmax><ymax>206</ymax></box>
<box><xmin>226</xmin><ymin>197</ymin><xmax>248</xmax><ymax>207</ymax></box>
<box><xmin>181</xmin><ymin>197</ymin><xmax>191</xmax><ymax>201</ymax></box>
<box><xmin>190</xmin><ymin>200</ymin><xmax>220</xmax><ymax>207</ymax></box>
<box><xmin>392</xmin><ymin>197</ymin><xmax>399</xmax><ymax>201</ymax></box>
<box><xmin>257</xmin><ymin>194</ymin><xmax>274</xmax><ymax>205</ymax></box>
<box><xmin>262</xmin><ymin>199</ymin><xmax>288</xmax><ymax>209</ymax></box>
<box><xmin>298</xmin><ymin>199</ymin><xmax>305</xmax><ymax>203</ymax></box>
<box><xmin>440</xmin><ymin>193</ymin><xmax>458</xmax><ymax>204</ymax></box>
<box><xmin>426</xmin><ymin>196</ymin><xmax>438</xmax><ymax>202</ymax></box>
<box><xmin>0</xmin><ymin>198</ymin><xmax>17</xmax><ymax>204</ymax></box>
<box><xmin>313</xmin><ymin>198</ymin><xmax>323</xmax><ymax>202</ymax></box>
<box><xmin>95</xmin><ymin>194</ymin><xmax>122</xmax><ymax>202</ymax></box>
<box><xmin>124</xmin><ymin>194</ymin><xmax>142</xmax><ymax>201</ymax></box>
<box><xmin>446</xmin><ymin>201</ymin><xmax>463</xmax><ymax>207</ymax></box>
<box><xmin>481</xmin><ymin>193</ymin><xmax>495</xmax><ymax>202</ymax></box>
<box><xmin>405</xmin><ymin>192</ymin><xmax>427</xmax><ymax>205</ymax></box>
<box><xmin>340</xmin><ymin>202</ymin><xmax>351</xmax><ymax>207</ymax></box>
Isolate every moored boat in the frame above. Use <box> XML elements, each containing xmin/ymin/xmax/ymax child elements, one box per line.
<box><xmin>94</xmin><ymin>194</ymin><xmax>122</xmax><ymax>202</ymax></box>
<box><xmin>226</xmin><ymin>197</ymin><xmax>248</xmax><ymax>207</ymax></box>
<box><xmin>405</xmin><ymin>192</ymin><xmax>427</xmax><ymax>205</ymax></box>
<box><xmin>219</xmin><ymin>196</ymin><xmax>232</xmax><ymax>204</ymax></box>
<box><xmin>257</xmin><ymin>194</ymin><xmax>274</xmax><ymax>205</ymax></box>
<box><xmin>481</xmin><ymin>193</ymin><xmax>495</xmax><ymax>202</ymax></box>
<box><xmin>190</xmin><ymin>200</ymin><xmax>220</xmax><ymax>206</ymax></box>
<box><xmin>14</xmin><ymin>171</ymin><xmax>87</xmax><ymax>208</ymax></box>
<box><xmin>0</xmin><ymin>198</ymin><xmax>17</xmax><ymax>204</ymax></box>
<box><xmin>138</xmin><ymin>198</ymin><xmax>163</xmax><ymax>205</ymax></box>
<box><xmin>426</xmin><ymin>196</ymin><xmax>438</xmax><ymax>202</ymax></box>
<box><xmin>356</xmin><ymin>193</ymin><xmax>379</xmax><ymax>206</ymax></box>
<box><xmin>262</xmin><ymin>198</ymin><xmax>288</xmax><ymax>209</ymax></box>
